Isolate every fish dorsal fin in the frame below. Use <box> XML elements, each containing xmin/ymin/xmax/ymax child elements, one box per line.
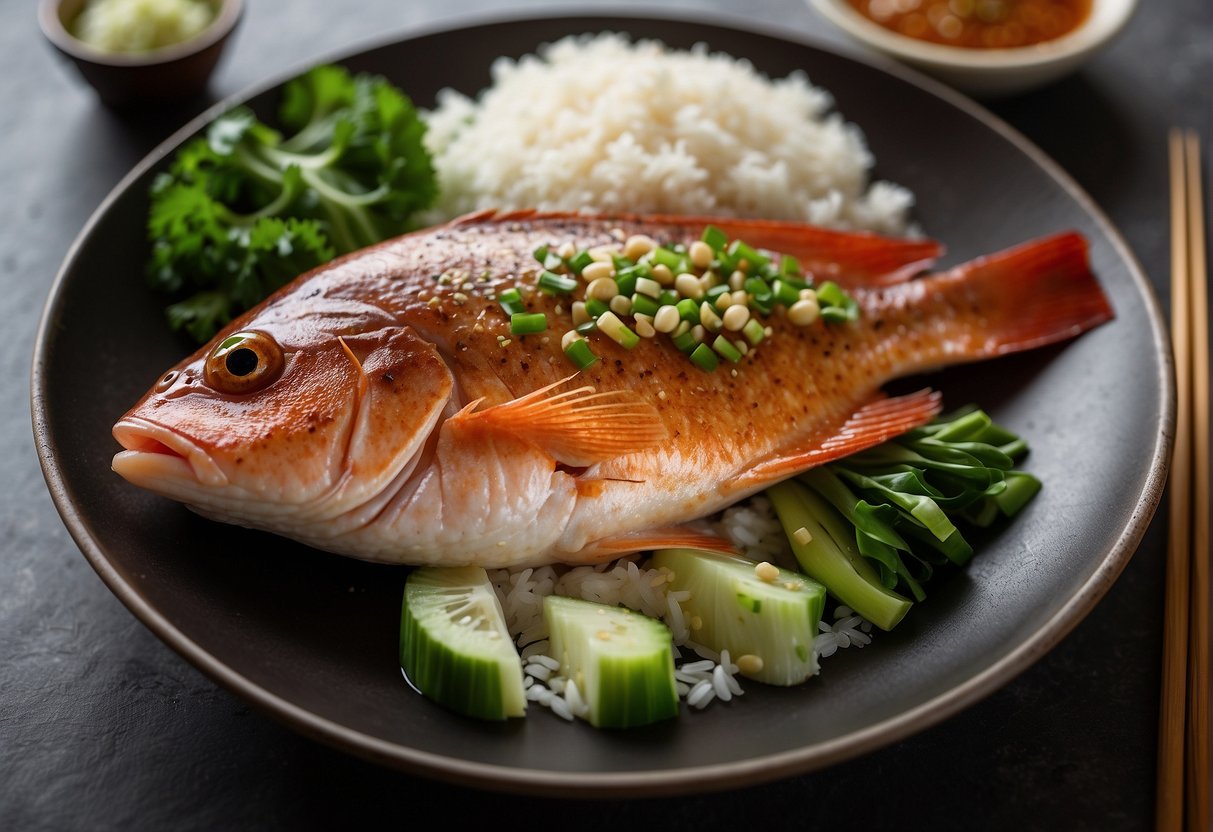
<box><xmin>448</xmin><ymin>211</ymin><xmax>941</xmax><ymax>287</ymax></box>
<box><xmin>733</xmin><ymin>389</ymin><xmax>943</xmax><ymax>490</ymax></box>
<box><xmin>448</xmin><ymin>376</ymin><xmax>668</xmax><ymax>467</ymax></box>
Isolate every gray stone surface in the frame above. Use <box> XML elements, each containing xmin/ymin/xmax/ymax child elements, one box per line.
<box><xmin>3</xmin><ymin>0</ymin><xmax>1209</xmax><ymax>828</ymax></box>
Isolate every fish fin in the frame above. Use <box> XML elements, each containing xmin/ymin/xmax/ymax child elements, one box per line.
<box><xmin>574</xmin><ymin>528</ymin><xmax>740</xmax><ymax>562</ymax></box>
<box><xmin>929</xmin><ymin>231</ymin><xmax>1114</xmax><ymax>356</ymax></box>
<box><xmin>447</xmin><ymin>376</ymin><xmax>668</xmax><ymax>467</ymax></box>
<box><xmin>734</xmin><ymin>389</ymin><xmax>943</xmax><ymax>489</ymax></box>
<box><xmin>647</xmin><ymin>216</ymin><xmax>942</xmax><ymax>287</ymax></box>
<box><xmin>452</xmin><ymin>210</ymin><xmax>940</xmax><ymax>286</ymax></box>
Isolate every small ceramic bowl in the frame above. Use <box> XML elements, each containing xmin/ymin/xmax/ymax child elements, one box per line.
<box><xmin>39</xmin><ymin>0</ymin><xmax>244</xmax><ymax>107</ymax></box>
<box><xmin>808</xmin><ymin>0</ymin><xmax>1137</xmax><ymax>98</ymax></box>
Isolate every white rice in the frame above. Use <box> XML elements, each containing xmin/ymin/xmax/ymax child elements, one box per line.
<box><xmin>422</xmin><ymin>33</ymin><xmax>913</xmax><ymax>234</ymax></box>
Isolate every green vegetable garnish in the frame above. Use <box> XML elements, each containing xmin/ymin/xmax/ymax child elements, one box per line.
<box><xmin>766</xmin><ymin>408</ymin><xmax>1040</xmax><ymax>628</ymax></box>
<box><xmin>147</xmin><ymin>64</ymin><xmax>437</xmax><ymax>342</ymax></box>
<box><xmin>564</xmin><ymin>338</ymin><xmax>599</xmax><ymax>370</ymax></box>
<box><xmin>689</xmin><ymin>343</ymin><xmax>718</xmax><ymax>372</ymax></box>
<box><xmin>510</xmin><ymin>312</ymin><xmax>547</xmax><ymax>335</ymax></box>
<box><xmin>498</xmin><ymin>287</ymin><xmax>525</xmax><ymax>316</ymax></box>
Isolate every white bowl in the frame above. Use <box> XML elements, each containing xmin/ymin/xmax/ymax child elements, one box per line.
<box><xmin>808</xmin><ymin>0</ymin><xmax>1138</xmax><ymax>97</ymax></box>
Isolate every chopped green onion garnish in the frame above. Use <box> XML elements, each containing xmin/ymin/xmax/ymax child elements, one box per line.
<box><xmin>538</xmin><ymin>271</ymin><xmax>578</xmax><ymax>295</ymax></box>
<box><xmin>689</xmin><ymin>343</ymin><xmax>719</xmax><ymax>372</ymax></box>
<box><xmin>671</xmin><ymin>330</ymin><xmax>698</xmax><ymax>353</ymax></box>
<box><xmin>614</xmin><ymin>268</ymin><xmax>641</xmax><ymax>298</ymax></box>
<box><xmin>659</xmin><ymin>289</ymin><xmax>680</xmax><ymax>306</ymax></box>
<box><xmin>564</xmin><ymin>338</ymin><xmax>599</xmax><ymax>370</ymax></box>
<box><xmin>510</xmin><ymin>312</ymin><xmax>547</xmax><ymax>335</ymax></box>
<box><xmin>649</xmin><ymin>246</ymin><xmax>687</xmax><ymax>274</ymax></box>
<box><xmin>567</xmin><ymin>250</ymin><xmax>594</xmax><ymax>274</ymax></box>
<box><xmin>499</xmin><ymin>288</ymin><xmax>526</xmax><ymax>316</ymax></box>
<box><xmin>771</xmin><ymin>279</ymin><xmax>801</xmax><ymax>307</ymax></box>
<box><xmin>676</xmin><ymin>298</ymin><xmax>700</xmax><ymax>324</ymax></box>
<box><xmin>712</xmin><ymin>335</ymin><xmax>742</xmax><ymax>363</ymax></box>
<box><xmin>635</xmin><ymin>276</ymin><xmax>662</xmax><ymax>298</ymax></box>
<box><xmin>743</xmin><ymin>318</ymin><xmax>766</xmax><ymax>346</ymax></box>
<box><xmin>816</xmin><ymin>281</ymin><xmax>849</xmax><ymax>308</ymax></box>
<box><xmin>532</xmin><ymin>245</ymin><xmax>549</xmax><ymax>265</ymax></box>
<box><xmin>780</xmin><ymin>254</ymin><xmax>801</xmax><ymax>276</ymax></box>
<box><xmin>575</xmin><ymin>320</ymin><xmax>598</xmax><ymax>335</ymax></box>
<box><xmin>701</xmin><ymin>225</ymin><xmax>728</xmax><ymax>252</ymax></box>
<box><xmin>744</xmin><ymin>277</ymin><xmax>771</xmax><ymax>300</ymax></box>
<box><xmin>611</xmin><ymin>254</ymin><xmax>636</xmax><ymax>271</ymax></box>
<box><xmin>749</xmin><ymin>294</ymin><xmax>775</xmax><ymax>316</ymax></box>
<box><xmin>727</xmin><ymin>240</ymin><xmax>769</xmax><ymax>269</ymax></box>
<box><xmin>586</xmin><ymin>297</ymin><xmax>610</xmax><ymax>319</ymax></box>
<box><xmin>705</xmin><ymin>285</ymin><xmax>730</xmax><ymax>309</ymax></box>
<box><xmin>632</xmin><ymin>294</ymin><xmax>661</xmax><ymax>318</ymax></box>
<box><xmin>596</xmin><ymin>311</ymin><xmax>640</xmax><ymax>349</ymax></box>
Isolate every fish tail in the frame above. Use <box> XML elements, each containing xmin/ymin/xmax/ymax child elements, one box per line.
<box><xmin>909</xmin><ymin>231</ymin><xmax>1113</xmax><ymax>362</ymax></box>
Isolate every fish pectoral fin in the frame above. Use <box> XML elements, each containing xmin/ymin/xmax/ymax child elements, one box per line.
<box><xmin>447</xmin><ymin>375</ymin><xmax>667</xmax><ymax>467</ymax></box>
<box><xmin>733</xmin><ymin>389</ymin><xmax>943</xmax><ymax>490</ymax></box>
<box><xmin>573</xmin><ymin>527</ymin><xmax>740</xmax><ymax>562</ymax></box>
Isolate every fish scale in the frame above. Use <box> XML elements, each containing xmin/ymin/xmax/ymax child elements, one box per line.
<box><xmin>111</xmin><ymin>212</ymin><xmax>1113</xmax><ymax>568</ymax></box>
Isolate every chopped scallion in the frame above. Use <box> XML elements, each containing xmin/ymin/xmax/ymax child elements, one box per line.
<box><xmin>538</xmin><ymin>270</ymin><xmax>578</xmax><ymax>295</ymax></box>
<box><xmin>676</xmin><ymin>298</ymin><xmax>700</xmax><ymax>324</ymax></box>
<box><xmin>671</xmin><ymin>330</ymin><xmax>698</xmax><ymax>353</ymax></box>
<box><xmin>631</xmin><ymin>294</ymin><xmax>661</xmax><ymax>318</ymax></box>
<box><xmin>567</xmin><ymin>250</ymin><xmax>594</xmax><ymax>274</ymax></box>
<box><xmin>712</xmin><ymin>335</ymin><xmax>742</xmax><ymax>363</ymax></box>
<box><xmin>564</xmin><ymin>338</ymin><xmax>600</xmax><ymax>370</ymax></box>
<box><xmin>532</xmin><ymin>245</ymin><xmax>549</xmax><ymax>265</ymax></box>
<box><xmin>658</xmin><ymin>289</ymin><xmax>680</xmax><ymax>306</ymax></box>
<box><xmin>586</xmin><ymin>297</ymin><xmax>610</xmax><ymax>319</ymax></box>
<box><xmin>743</xmin><ymin>318</ymin><xmax>766</xmax><ymax>346</ymax></box>
<box><xmin>689</xmin><ymin>343</ymin><xmax>719</xmax><ymax>372</ymax></box>
<box><xmin>771</xmin><ymin>279</ymin><xmax>801</xmax><ymax>307</ymax></box>
<box><xmin>727</xmin><ymin>240</ymin><xmax>769</xmax><ymax>269</ymax></box>
<box><xmin>498</xmin><ymin>288</ymin><xmax>526</xmax><ymax>316</ymax></box>
<box><xmin>701</xmin><ymin>225</ymin><xmax>728</xmax><ymax>252</ymax></box>
<box><xmin>596</xmin><ymin>311</ymin><xmax>640</xmax><ymax>349</ymax></box>
<box><xmin>510</xmin><ymin>312</ymin><xmax>547</xmax><ymax>335</ymax></box>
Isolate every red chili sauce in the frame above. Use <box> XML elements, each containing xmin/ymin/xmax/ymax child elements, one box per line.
<box><xmin>847</xmin><ymin>0</ymin><xmax>1093</xmax><ymax>49</ymax></box>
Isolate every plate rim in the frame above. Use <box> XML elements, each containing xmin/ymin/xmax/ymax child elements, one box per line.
<box><xmin>30</xmin><ymin>7</ymin><xmax>1175</xmax><ymax>797</ymax></box>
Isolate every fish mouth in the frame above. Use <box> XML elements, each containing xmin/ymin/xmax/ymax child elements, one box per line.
<box><xmin>112</xmin><ymin>418</ymin><xmax>229</xmax><ymax>488</ymax></box>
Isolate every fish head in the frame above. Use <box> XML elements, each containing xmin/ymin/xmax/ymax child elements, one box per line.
<box><xmin>112</xmin><ymin>304</ymin><xmax>453</xmax><ymax>525</ymax></box>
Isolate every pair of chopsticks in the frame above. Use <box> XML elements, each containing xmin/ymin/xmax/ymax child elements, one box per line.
<box><xmin>1157</xmin><ymin>129</ymin><xmax>1210</xmax><ymax>832</ymax></box>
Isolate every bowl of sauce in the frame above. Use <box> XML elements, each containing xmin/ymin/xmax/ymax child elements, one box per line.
<box><xmin>808</xmin><ymin>0</ymin><xmax>1137</xmax><ymax>97</ymax></box>
<box><xmin>39</xmin><ymin>0</ymin><xmax>243</xmax><ymax>107</ymax></box>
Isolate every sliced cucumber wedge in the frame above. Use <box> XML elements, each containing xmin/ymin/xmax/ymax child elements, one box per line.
<box><xmin>651</xmin><ymin>548</ymin><xmax>827</xmax><ymax>686</ymax></box>
<box><xmin>543</xmin><ymin>595</ymin><xmax>679</xmax><ymax>729</ymax></box>
<box><xmin>399</xmin><ymin>566</ymin><xmax>525</xmax><ymax>721</ymax></box>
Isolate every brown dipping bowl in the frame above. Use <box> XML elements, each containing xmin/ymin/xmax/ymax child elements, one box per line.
<box><xmin>38</xmin><ymin>0</ymin><xmax>243</xmax><ymax>107</ymax></box>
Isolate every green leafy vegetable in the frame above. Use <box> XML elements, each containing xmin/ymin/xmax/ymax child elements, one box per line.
<box><xmin>768</xmin><ymin>407</ymin><xmax>1040</xmax><ymax>629</ymax></box>
<box><xmin>146</xmin><ymin>64</ymin><xmax>437</xmax><ymax>342</ymax></box>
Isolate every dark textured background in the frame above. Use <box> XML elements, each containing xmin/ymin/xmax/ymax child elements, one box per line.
<box><xmin>5</xmin><ymin>0</ymin><xmax>1210</xmax><ymax>829</ymax></box>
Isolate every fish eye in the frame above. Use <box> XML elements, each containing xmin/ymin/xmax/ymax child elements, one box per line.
<box><xmin>155</xmin><ymin>370</ymin><xmax>179</xmax><ymax>391</ymax></box>
<box><xmin>203</xmin><ymin>331</ymin><xmax>284</xmax><ymax>394</ymax></box>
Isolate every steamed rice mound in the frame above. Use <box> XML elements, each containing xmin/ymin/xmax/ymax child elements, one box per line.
<box><xmin>423</xmin><ymin>33</ymin><xmax>913</xmax><ymax>233</ymax></box>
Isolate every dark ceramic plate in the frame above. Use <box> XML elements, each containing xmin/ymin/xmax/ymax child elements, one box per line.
<box><xmin>32</xmin><ymin>12</ymin><xmax>1171</xmax><ymax>796</ymax></box>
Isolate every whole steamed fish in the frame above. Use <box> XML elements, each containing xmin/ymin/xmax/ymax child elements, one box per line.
<box><xmin>112</xmin><ymin>211</ymin><xmax>1112</xmax><ymax>567</ymax></box>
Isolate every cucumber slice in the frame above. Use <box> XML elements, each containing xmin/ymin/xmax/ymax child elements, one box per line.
<box><xmin>543</xmin><ymin>596</ymin><xmax>679</xmax><ymax>729</ymax></box>
<box><xmin>399</xmin><ymin>566</ymin><xmax>525</xmax><ymax>721</ymax></box>
<box><xmin>651</xmin><ymin>548</ymin><xmax>827</xmax><ymax>686</ymax></box>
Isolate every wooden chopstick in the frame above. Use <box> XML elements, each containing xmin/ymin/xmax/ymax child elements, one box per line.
<box><xmin>1183</xmin><ymin>130</ymin><xmax>1209</xmax><ymax>832</ymax></box>
<box><xmin>1157</xmin><ymin>128</ymin><xmax>1209</xmax><ymax>832</ymax></box>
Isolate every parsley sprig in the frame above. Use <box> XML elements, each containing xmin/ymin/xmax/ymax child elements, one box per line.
<box><xmin>146</xmin><ymin>64</ymin><xmax>437</xmax><ymax>342</ymax></box>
